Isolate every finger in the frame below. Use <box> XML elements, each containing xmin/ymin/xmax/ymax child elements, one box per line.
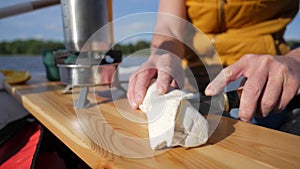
<box><xmin>170</xmin><ymin>79</ymin><xmax>179</xmax><ymax>89</ymax></box>
<box><xmin>127</xmin><ymin>68</ymin><xmax>156</xmax><ymax>109</ymax></box>
<box><xmin>100</xmin><ymin>65</ymin><xmax>116</xmax><ymax>84</ymax></box>
<box><xmin>205</xmin><ymin>61</ymin><xmax>245</xmax><ymax>96</ymax></box>
<box><xmin>156</xmin><ymin>69</ymin><xmax>173</xmax><ymax>95</ymax></box>
<box><xmin>127</xmin><ymin>76</ymin><xmax>138</xmax><ymax>108</ymax></box>
<box><xmin>239</xmin><ymin>71</ymin><xmax>268</xmax><ymax>122</ymax></box>
<box><xmin>257</xmin><ymin>75</ymin><xmax>283</xmax><ymax>117</ymax></box>
<box><xmin>274</xmin><ymin>70</ymin><xmax>299</xmax><ymax>112</ymax></box>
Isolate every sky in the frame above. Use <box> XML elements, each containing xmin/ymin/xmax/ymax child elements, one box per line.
<box><xmin>0</xmin><ymin>0</ymin><xmax>160</xmax><ymax>42</ymax></box>
<box><xmin>0</xmin><ymin>0</ymin><xmax>299</xmax><ymax>42</ymax></box>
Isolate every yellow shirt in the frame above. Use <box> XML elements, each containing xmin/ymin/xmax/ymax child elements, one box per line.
<box><xmin>186</xmin><ymin>0</ymin><xmax>299</xmax><ymax>66</ymax></box>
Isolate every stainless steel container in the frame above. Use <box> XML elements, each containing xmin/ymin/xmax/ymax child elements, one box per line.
<box><xmin>60</xmin><ymin>0</ymin><xmax>113</xmax><ymax>52</ymax></box>
<box><xmin>58</xmin><ymin>64</ymin><xmax>117</xmax><ymax>86</ymax></box>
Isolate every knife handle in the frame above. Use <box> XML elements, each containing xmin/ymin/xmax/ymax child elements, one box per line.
<box><xmin>223</xmin><ymin>88</ymin><xmax>243</xmax><ymax>113</ymax></box>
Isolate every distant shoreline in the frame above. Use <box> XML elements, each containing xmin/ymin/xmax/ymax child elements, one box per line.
<box><xmin>1</xmin><ymin>39</ymin><xmax>298</xmax><ymax>56</ymax></box>
<box><xmin>0</xmin><ymin>55</ymin><xmax>40</xmax><ymax>57</ymax></box>
<box><xmin>0</xmin><ymin>39</ymin><xmax>151</xmax><ymax>56</ymax></box>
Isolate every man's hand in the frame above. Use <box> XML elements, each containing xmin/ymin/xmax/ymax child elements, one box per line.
<box><xmin>100</xmin><ymin>65</ymin><xmax>117</xmax><ymax>84</ymax></box>
<box><xmin>127</xmin><ymin>53</ymin><xmax>184</xmax><ymax>109</ymax></box>
<box><xmin>205</xmin><ymin>51</ymin><xmax>300</xmax><ymax>122</ymax></box>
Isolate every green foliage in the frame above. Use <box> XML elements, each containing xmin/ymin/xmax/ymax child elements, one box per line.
<box><xmin>0</xmin><ymin>39</ymin><xmax>151</xmax><ymax>56</ymax></box>
<box><xmin>113</xmin><ymin>40</ymin><xmax>150</xmax><ymax>55</ymax></box>
<box><xmin>0</xmin><ymin>39</ymin><xmax>64</xmax><ymax>55</ymax></box>
<box><xmin>2</xmin><ymin>39</ymin><xmax>299</xmax><ymax>56</ymax></box>
<box><xmin>286</xmin><ymin>40</ymin><xmax>300</xmax><ymax>50</ymax></box>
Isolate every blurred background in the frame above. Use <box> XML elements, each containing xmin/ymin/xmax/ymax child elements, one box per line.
<box><xmin>0</xmin><ymin>0</ymin><xmax>160</xmax><ymax>77</ymax></box>
<box><xmin>0</xmin><ymin>0</ymin><xmax>299</xmax><ymax>74</ymax></box>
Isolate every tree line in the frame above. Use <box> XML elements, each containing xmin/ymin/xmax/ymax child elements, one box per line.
<box><xmin>1</xmin><ymin>39</ymin><xmax>299</xmax><ymax>56</ymax></box>
<box><xmin>0</xmin><ymin>39</ymin><xmax>151</xmax><ymax>56</ymax></box>
<box><xmin>0</xmin><ymin>39</ymin><xmax>64</xmax><ymax>55</ymax></box>
<box><xmin>287</xmin><ymin>40</ymin><xmax>300</xmax><ymax>50</ymax></box>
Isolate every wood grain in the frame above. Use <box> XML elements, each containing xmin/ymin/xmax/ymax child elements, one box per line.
<box><xmin>4</xmin><ymin>77</ymin><xmax>300</xmax><ymax>169</ymax></box>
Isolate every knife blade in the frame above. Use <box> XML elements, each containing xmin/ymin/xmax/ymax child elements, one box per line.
<box><xmin>187</xmin><ymin>88</ymin><xmax>243</xmax><ymax>114</ymax></box>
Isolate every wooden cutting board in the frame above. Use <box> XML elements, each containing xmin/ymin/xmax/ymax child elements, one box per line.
<box><xmin>4</xmin><ymin>76</ymin><xmax>300</xmax><ymax>169</ymax></box>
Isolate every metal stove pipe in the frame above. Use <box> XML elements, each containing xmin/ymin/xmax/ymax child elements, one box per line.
<box><xmin>60</xmin><ymin>0</ymin><xmax>113</xmax><ymax>52</ymax></box>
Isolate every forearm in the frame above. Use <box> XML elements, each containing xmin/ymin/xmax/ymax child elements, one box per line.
<box><xmin>286</xmin><ymin>47</ymin><xmax>300</xmax><ymax>61</ymax></box>
<box><xmin>150</xmin><ymin>0</ymin><xmax>186</xmax><ymax>58</ymax></box>
<box><xmin>150</xmin><ymin>34</ymin><xmax>185</xmax><ymax>58</ymax></box>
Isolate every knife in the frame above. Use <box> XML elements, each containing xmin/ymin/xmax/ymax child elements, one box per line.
<box><xmin>188</xmin><ymin>88</ymin><xmax>243</xmax><ymax>114</ymax></box>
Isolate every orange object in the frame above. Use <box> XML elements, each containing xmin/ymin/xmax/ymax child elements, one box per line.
<box><xmin>0</xmin><ymin>70</ymin><xmax>31</xmax><ymax>84</ymax></box>
<box><xmin>186</xmin><ymin>0</ymin><xmax>299</xmax><ymax>66</ymax></box>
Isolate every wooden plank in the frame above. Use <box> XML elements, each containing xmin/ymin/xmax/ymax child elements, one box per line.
<box><xmin>209</xmin><ymin>117</ymin><xmax>300</xmax><ymax>169</ymax></box>
<box><xmin>4</xmin><ymin>77</ymin><xmax>300</xmax><ymax>168</ymax></box>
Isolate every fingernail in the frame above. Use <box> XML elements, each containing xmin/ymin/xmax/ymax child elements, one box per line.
<box><xmin>128</xmin><ymin>99</ymin><xmax>137</xmax><ymax>109</ymax></box>
<box><xmin>132</xmin><ymin>101</ymin><xmax>138</xmax><ymax>109</ymax></box>
<box><xmin>239</xmin><ymin>109</ymin><xmax>252</xmax><ymax>123</ymax></box>
<box><xmin>239</xmin><ymin>117</ymin><xmax>249</xmax><ymax>122</ymax></box>
<box><xmin>130</xmin><ymin>93</ymin><xmax>142</xmax><ymax>109</ymax></box>
<box><xmin>205</xmin><ymin>84</ymin><xmax>214</xmax><ymax>96</ymax></box>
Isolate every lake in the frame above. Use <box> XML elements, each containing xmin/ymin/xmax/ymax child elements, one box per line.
<box><xmin>0</xmin><ymin>55</ymin><xmax>148</xmax><ymax>75</ymax></box>
<box><xmin>0</xmin><ymin>56</ymin><xmax>46</xmax><ymax>76</ymax></box>
<box><xmin>0</xmin><ymin>55</ymin><xmax>148</xmax><ymax>89</ymax></box>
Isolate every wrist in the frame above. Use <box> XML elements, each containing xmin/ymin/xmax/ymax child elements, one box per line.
<box><xmin>150</xmin><ymin>35</ymin><xmax>185</xmax><ymax>59</ymax></box>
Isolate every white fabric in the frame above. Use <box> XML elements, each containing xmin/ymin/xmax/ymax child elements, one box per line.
<box><xmin>139</xmin><ymin>82</ymin><xmax>209</xmax><ymax>150</ymax></box>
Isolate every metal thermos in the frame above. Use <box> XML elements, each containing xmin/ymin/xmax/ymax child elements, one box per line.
<box><xmin>60</xmin><ymin>0</ymin><xmax>113</xmax><ymax>52</ymax></box>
